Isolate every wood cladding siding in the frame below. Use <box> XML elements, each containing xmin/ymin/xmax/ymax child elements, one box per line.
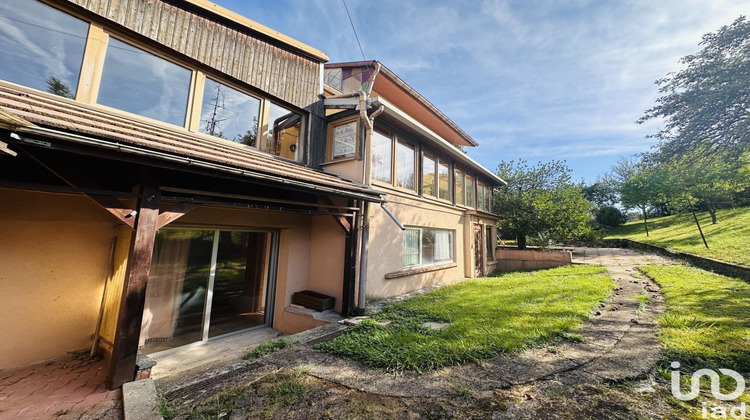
<box><xmin>65</xmin><ymin>0</ymin><xmax>321</xmax><ymax>109</ymax></box>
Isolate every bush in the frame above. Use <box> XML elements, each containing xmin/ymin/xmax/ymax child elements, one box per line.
<box><xmin>595</xmin><ymin>206</ymin><xmax>628</xmax><ymax>227</ymax></box>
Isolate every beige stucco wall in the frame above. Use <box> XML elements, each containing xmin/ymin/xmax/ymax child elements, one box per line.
<box><xmin>365</xmin><ymin>189</ymin><xmax>467</xmax><ymax>299</ymax></box>
<box><xmin>0</xmin><ymin>189</ymin><xmax>118</xmax><ymax>369</ymax></box>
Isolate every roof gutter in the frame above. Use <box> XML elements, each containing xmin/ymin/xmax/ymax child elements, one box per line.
<box><xmin>9</xmin><ymin>127</ymin><xmax>383</xmax><ymax>203</ymax></box>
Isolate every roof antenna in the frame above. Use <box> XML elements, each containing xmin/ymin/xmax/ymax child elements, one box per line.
<box><xmin>342</xmin><ymin>0</ymin><xmax>367</xmax><ymax>61</ymax></box>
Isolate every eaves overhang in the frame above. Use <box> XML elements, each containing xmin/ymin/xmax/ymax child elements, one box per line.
<box><xmin>375</xmin><ymin>97</ymin><xmax>506</xmax><ymax>186</ymax></box>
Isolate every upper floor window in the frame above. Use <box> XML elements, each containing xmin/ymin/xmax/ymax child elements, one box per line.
<box><xmin>329</xmin><ymin>118</ymin><xmax>358</xmax><ymax>161</ymax></box>
<box><xmin>438</xmin><ymin>160</ymin><xmax>450</xmax><ymax>201</ymax></box>
<box><xmin>0</xmin><ymin>0</ymin><xmax>307</xmax><ymax>163</ymax></box>
<box><xmin>396</xmin><ymin>141</ymin><xmax>416</xmax><ymax>190</ymax></box>
<box><xmin>466</xmin><ymin>174</ymin><xmax>475</xmax><ymax>208</ymax></box>
<box><xmin>454</xmin><ymin>169</ymin><xmax>465</xmax><ymax>206</ymax></box>
<box><xmin>477</xmin><ymin>180</ymin><xmax>486</xmax><ymax>212</ymax></box>
<box><xmin>267</xmin><ymin>103</ymin><xmax>302</xmax><ymax>161</ymax></box>
<box><xmin>200</xmin><ymin>78</ymin><xmax>261</xmax><ymax>146</ymax></box>
<box><xmin>422</xmin><ymin>154</ymin><xmax>436</xmax><ymax>197</ymax></box>
<box><xmin>0</xmin><ymin>0</ymin><xmax>88</xmax><ymax>99</ymax></box>
<box><xmin>372</xmin><ymin>130</ymin><xmax>393</xmax><ymax>183</ymax></box>
<box><xmin>98</xmin><ymin>37</ymin><xmax>191</xmax><ymax>127</ymax></box>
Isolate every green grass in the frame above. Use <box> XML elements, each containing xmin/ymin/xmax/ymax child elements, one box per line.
<box><xmin>244</xmin><ymin>338</ymin><xmax>294</xmax><ymax>360</ymax></box>
<box><xmin>316</xmin><ymin>265</ymin><xmax>613</xmax><ymax>373</ymax></box>
<box><xmin>639</xmin><ymin>265</ymin><xmax>750</xmax><ymax>373</ymax></box>
<box><xmin>606</xmin><ymin>206</ymin><xmax>750</xmax><ymax>266</ymax></box>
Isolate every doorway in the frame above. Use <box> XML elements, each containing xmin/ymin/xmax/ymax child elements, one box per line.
<box><xmin>473</xmin><ymin>224</ymin><xmax>484</xmax><ymax>277</ymax></box>
<box><xmin>139</xmin><ymin>228</ymin><xmax>277</xmax><ymax>354</ymax></box>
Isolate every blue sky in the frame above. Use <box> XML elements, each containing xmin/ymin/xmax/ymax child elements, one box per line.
<box><xmin>214</xmin><ymin>0</ymin><xmax>747</xmax><ymax>182</ymax></box>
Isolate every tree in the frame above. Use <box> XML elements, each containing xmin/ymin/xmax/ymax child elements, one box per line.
<box><xmin>494</xmin><ymin>160</ymin><xmax>594</xmax><ymax>249</ymax></box>
<box><xmin>594</xmin><ymin>206</ymin><xmax>628</xmax><ymax>227</ymax></box>
<box><xmin>618</xmin><ymin>162</ymin><xmax>673</xmax><ymax>236</ymax></box>
<box><xmin>583</xmin><ymin>175</ymin><xmax>619</xmax><ymax>208</ymax></box>
<box><xmin>638</xmin><ymin>16</ymin><xmax>750</xmax><ymax>163</ymax></box>
<box><xmin>45</xmin><ymin>75</ymin><xmax>73</xmax><ymax>99</ymax></box>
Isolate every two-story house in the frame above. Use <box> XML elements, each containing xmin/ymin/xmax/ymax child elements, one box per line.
<box><xmin>322</xmin><ymin>62</ymin><xmax>505</xmax><ymax>302</ymax></box>
<box><xmin>0</xmin><ymin>0</ymin><xmax>504</xmax><ymax>390</ymax></box>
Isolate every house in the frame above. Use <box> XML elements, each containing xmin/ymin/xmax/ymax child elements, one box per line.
<box><xmin>0</xmin><ymin>0</ymin><xmax>381</xmax><ymax>389</ymax></box>
<box><xmin>0</xmin><ymin>0</ymin><xmax>503</xmax><ymax>390</ymax></box>
<box><xmin>322</xmin><ymin>62</ymin><xmax>505</xmax><ymax>300</ymax></box>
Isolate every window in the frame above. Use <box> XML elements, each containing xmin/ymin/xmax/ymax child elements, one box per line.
<box><xmin>438</xmin><ymin>160</ymin><xmax>450</xmax><ymax>200</ymax></box>
<box><xmin>396</xmin><ymin>141</ymin><xmax>415</xmax><ymax>190</ymax></box>
<box><xmin>200</xmin><ymin>78</ymin><xmax>261</xmax><ymax>146</ymax></box>
<box><xmin>330</xmin><ymin>119</ymin><xmax>358</xmax><ymax>160</ymax></box>
<box><xmin>98</xmin><ymin>37</ymin><xmax>192</xmax><ymax>126</ymax></box>
<box><xmin>486</xmin><ymin>226</ymin><xmax>495</xmax><ymax>261</ymax></box>
<box><xmin>372</xmin><ymin>130</ymin><xmax>393</xmax><ymax>183</ymax></box>
<box><xmin>465</xmin><ymin>174</ymin><xmax>475</xmax><ymax>208</ymax></box>
<box><xmin>0</xmin><ymin>0</ymin><xmax>88</xmax><ymax>99</ymax></box>
<box><xmin>403</xmin><ymin>227</ymin><xmax>454</xmax><ymax>268</ymax></box>
<box><xmin>454</xmin><ymin>169</ymin><xmax>465</xmax><ymax>205</ymax></box>
<box><xmin>422</xmin><ymin>154</ymin><xmax>436</xmax><ymax>197</ymax></box>
<box><xmin>477</xmin><ymin>181</ymin><xmax>487</xmax><ymax>212</ymax></box>
<box><xmin>267</xmin><ymin>102</ymin><xmax>303</xmax><ymax>161</ymax></box>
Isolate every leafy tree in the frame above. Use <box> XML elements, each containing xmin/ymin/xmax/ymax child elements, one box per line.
<box><xmin>494</xmin><ymin>160</ymin><xmax>594</xmax><ymax>249</ymax></box>
<box><xmin>638</xmin><ymin>16</ymin><xmax>750</xmax><ymax>162</ymax></box>
<box><xmin>583</xmin><ymin>175</ymin><xmax>619</xmax><ymax>208</ymax></box>
<box><xmin>45</xmin><ymin>75</ymin><xmax>73</xmax><ymax>99</ymax></box>
<box><xmin>618</xmin><ymin>162</ymin><xmax>673</xmax><ymax>236</ymax></box>
<box><xmin>595</xmin><ymin>206</ymin><xmax>628</xmax><ymax>227</ymax></box>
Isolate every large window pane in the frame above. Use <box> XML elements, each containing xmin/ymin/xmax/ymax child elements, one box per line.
<box><xmin>0</xmin><ymin>0</ymin><xmax>88</xmax><ymax>98</ymax></box>
<box><xmin>140</xmin><ymin>229</ymin><xmax>215</xmax><ymax>353</ymax></box>
<box><xmin>98</xmin><ymin>38</ymin><xmax>191</xmax><ymax>126</ymax></box>
<box><xmin>422</xmin><ymin>154</ymin><xmax>436</xmax><ymax>196</ymax></box>
<box><xmin>477</xmin><ymin>181</ymin><xmax>486</xmax><ymax>211</ymax></box>
<box><xmin>396</xmin><ymin>142</ymin><xmax>415</xmax><ymax>190</ymax></box>
<box><xmin>454</xmin><ymin>170</ymin><xmax>465</xmax><ymax>205</ymax></box>
<box><xmin>209</xmin><ymin>231</ymin><xmax>268</xmax><ymax>338</ymax></box>
<box><xmin>201</xmin><ymin>78</ymin><xmax>260</xmax><ymax>146</ymax></box>
<box><xmin>372</xmin><ymin>130</ymin><xmax>392</xmax><ymax>183</ymax></box>
<box><xmin>466</xmin><ymin>174</ymin><xmax>475</xmax><ymax>208</ymax></box>
<box><xmin>267</xmin><ymin>102</ymin><xmax>302</xmax><ymax>161</ymax></box>
<box><xmin>403</xmin><ymin>227</ymin><xmax>454</xmax><ymax>268</ymax></box>
<box><xmin>438</xmin><ymin>160</ymin><xmax>450</xmax><ymax>200</ymax></box>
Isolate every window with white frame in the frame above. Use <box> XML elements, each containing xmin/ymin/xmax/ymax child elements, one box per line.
<box><xmin>403</xmin><ymin>227</ymin><xmax>454</xmax><ymax>268</ymax></box>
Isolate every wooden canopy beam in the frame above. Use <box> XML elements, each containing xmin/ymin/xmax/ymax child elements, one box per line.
<box><xmin>156</xmin><ymin>201</ymin><xmax>200</xmax><ymax>230</ymax></box>
<box><xmin>318</xmin><ymin>195</ymin><xmax>351</xmax><ymax>234</ymax></box>
<box><xmin>12</xmin><ymin>143</ymin><xmax>137</xmax><ymax>228</ymax></box>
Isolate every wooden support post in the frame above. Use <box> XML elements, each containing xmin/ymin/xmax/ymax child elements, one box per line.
<box><xmin>106</xmin><ymin>185</ymin><xmax>160</xmax><ymax>389</ymax></box>
<box><xmin>341</xmin><ymin>200</ymin><xmax>359</xmax><ymax>316</ymax></box>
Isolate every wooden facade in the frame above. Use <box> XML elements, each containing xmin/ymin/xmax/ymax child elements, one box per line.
<box><xmin>65</xmin><ymin>0</ymin><xmax>321</xmax><ymax>109</ymax></box>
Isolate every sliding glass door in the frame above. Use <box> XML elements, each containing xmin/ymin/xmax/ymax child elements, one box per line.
<box><xmin>139</xmin><ymin>228</ymin><xmax>276</xmax><ymax>354</ymax></box>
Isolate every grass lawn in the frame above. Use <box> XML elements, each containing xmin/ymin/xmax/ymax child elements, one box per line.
<box><xmin>605</xmin><ymin>206</ymin><xmax>750</xmax><ymax>266</ymax></box>
<box><xmin>316</xmin><ymin>265</ymin><xmax>613</xmax><ymax>373</ymax></box>
<box><xmin>639</xmin><ymin>265</ymin><xmax>750</xmax><ymax>373</ymax></box>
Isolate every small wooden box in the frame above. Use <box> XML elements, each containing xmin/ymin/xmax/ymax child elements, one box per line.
<box><xmin>292</xmin><ymin>290</ymin><xmax>335</xmax><ymax>311</ymax></box>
